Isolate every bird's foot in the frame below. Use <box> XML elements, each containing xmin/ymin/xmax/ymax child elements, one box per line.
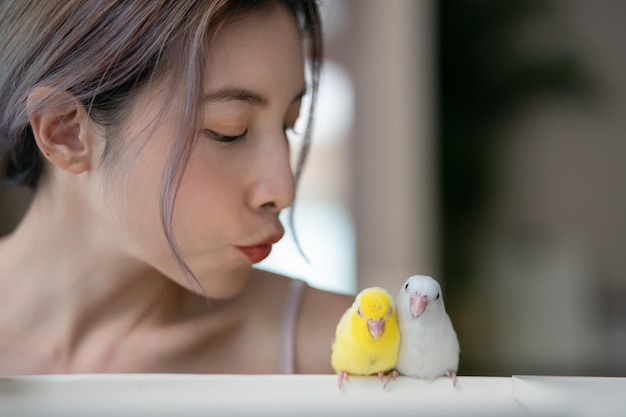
<box><xmin>446</xmin><ymin>370</ymin><xmax>457</xmax><ymax>387</ymax></box>
<box><xmin>337</xmin><ymin>371</ymin><xmax>349</xmax><ymax>389</ymax></box>
<box><xmin>378</xmin><ymin>369</ymin><xmax>399</xmax><ymax>389</ymax></box>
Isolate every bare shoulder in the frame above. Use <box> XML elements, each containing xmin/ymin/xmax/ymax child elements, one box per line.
<box><xmin>295</xmin><ymin>284</ymin><xmax>354</xmax><ymax>374</ymax></box>
<box><xmin>245</xmin><ymin>269</ymin><xmax>354</xmax><ymax>374</ymax></box>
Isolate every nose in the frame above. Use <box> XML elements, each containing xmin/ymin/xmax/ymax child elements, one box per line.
<box><xmin>246</xmin><ymin>133</ymin><xmax>295</xmax><ymax>213</ymax></box>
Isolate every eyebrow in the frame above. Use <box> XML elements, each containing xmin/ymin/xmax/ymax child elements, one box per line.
<box><xmin>203</xmin><ymin>86</ymin><xmax>307</xmax><ymax>106</ymax></box>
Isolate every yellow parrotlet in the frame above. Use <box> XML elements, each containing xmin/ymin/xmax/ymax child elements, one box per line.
<box><xmin>331</xmin><ymin>287</ymin><xmax>400</xmax><ymax>388</ymax></box>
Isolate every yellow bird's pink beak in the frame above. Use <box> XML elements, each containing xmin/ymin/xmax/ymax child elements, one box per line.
<box><xmin>367</xmin><ymin>318</ymin><xmax>385</xmax><ymax>340</ymax></box>
<box><xmin>410</xmin><ymin>293</ymin><xmax>429</xmax><ymax>317</ymax></box>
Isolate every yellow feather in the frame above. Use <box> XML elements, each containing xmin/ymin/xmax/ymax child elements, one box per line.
<box><xmin>331</xmin><ymin>287</ymin><xmax>400</xmax><ymax>376</ymax></box>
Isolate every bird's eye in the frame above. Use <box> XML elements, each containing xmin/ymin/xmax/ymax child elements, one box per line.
<box><xmin>358</xmin><ymin>309</ymin><xmax>364</xmax><ymax>318</ymax></box>
<box><xmin>404</xmin><ymin>282</ymin><xmax>409</xmax><ymax>291</ymax></box>
<box><xmin>436</xmin><ymin>293</ymin><xmax>440</xmax><ymax>300</ymax></box>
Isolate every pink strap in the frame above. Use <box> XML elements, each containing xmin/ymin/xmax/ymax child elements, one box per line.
<box><xmin>280</xmin><ymin>279</ymin><xmax>307</xmax><ymax>374</ymax></box>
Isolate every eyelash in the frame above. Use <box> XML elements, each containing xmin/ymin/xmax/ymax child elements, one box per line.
<box><xmin>205</xmin><ymin>129</ymin><xmax>247</xmax><ymax>143</ymax></box>
<box><xmin>206</xmin><ymin>126</ymin><xmax>299</xmax><ymax>144</ymax></box>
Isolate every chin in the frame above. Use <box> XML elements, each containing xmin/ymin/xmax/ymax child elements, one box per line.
<box><xmin>192</xmin><ymin>263</ymin><xmax>252</xmax><ymax>299</ymax></box>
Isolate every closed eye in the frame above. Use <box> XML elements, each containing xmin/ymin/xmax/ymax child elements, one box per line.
<box><xmin>205</xmin><ymin>129</ymin><xmax>247</xmax><ymax>143</ymax></box>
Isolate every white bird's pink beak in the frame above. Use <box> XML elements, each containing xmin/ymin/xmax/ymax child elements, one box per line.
<box><xmin>410</xmin><ymin>293</ymin><xmax>429</xmax><ymax>317</ymax></box>
<box><xmin>367</xmin><ymin>318</ymin><xmax>385</xmax><ymax>340</ymax></box>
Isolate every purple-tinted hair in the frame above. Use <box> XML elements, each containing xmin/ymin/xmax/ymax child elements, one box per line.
<box><xmin>0</xmin><ymin>0</ymin><xmax>322</xmax><ymax>289</ymax></box>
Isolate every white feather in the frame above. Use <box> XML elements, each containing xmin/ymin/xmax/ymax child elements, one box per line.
<box><xmin>396</xmin><ymin>275</ymin><xmax>460</xmax><ymax>380</ymax></box>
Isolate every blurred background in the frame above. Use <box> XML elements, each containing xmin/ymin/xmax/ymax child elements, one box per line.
<box><xmin>1</xmin><ymin>0</ymin><xmax>625</xmax><ymax>377</ymax></box>
<box><xmin>260</xmin><ymin>0</ymin><xmax>626</xmax><ymax>378</ymax></box>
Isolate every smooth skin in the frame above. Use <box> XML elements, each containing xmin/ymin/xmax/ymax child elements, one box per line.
<box><xmin>0</xmin><ymin>5</ymin><xmax>351</xmax><ymax>375</ymax></box>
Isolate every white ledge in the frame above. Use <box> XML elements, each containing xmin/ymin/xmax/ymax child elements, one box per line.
<box><xmin>1</xmin><ymin>374</ymin><xmax>624</xmax><ymax>417</ymax></box>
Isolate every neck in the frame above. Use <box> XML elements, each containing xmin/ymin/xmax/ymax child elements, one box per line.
<box><xmin>0</xmin><ymin>188</ymin><xmax>185</xmax><ymax>364</ymax></box>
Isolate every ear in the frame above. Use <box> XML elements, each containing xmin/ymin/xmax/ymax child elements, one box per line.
<box><xmin>27</xmin><ymin>86</ymin><xmax>94</xmax><ymax>174</ymax></box>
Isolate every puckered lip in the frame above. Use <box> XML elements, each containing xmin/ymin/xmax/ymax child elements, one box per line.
<box><xmin>236</xmin><ymin>231</ymin><xmax>284</xmax><ymax>264</ymax></box>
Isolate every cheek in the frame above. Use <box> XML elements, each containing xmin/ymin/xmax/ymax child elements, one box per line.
<box><xmin>97</xmin><ymin>125</ymin><xmax>174</xmax><ymax>265</ymax></box>
<box><xmin>118</xmin><ymin>153</ymin><xmax>171</xmax><ymax>256</ymax></box>
<box><xmin>172</xmin><ymin>152</ymin><xmax>241</xmax><ymax>244</ymax></box>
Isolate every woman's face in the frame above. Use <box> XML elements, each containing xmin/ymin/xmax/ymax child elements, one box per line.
<box><xmin>98</xmin><ymin>5</ymin><xmax>305</xmax><ymax>298</ymax></box>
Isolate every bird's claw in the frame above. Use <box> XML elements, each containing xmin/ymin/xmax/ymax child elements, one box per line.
<box><xmin>378</xmin><ymin>369</ymin><xmax>399</xmax><ymax>389</ymax></box>
<box><xmin>446</xmin><ymin>371</ymin><xmax>458</xmax><ymax>387</ymax></box>
<box><xmin>337</xmin><ymin>371</ymin><xmax>348</xmax><ymax>389</ymax></box>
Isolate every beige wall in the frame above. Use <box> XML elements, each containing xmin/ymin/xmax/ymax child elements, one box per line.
<box><xmin>342</xmin><ymin>0</ymin><xmax>438</xmax><ymax>291</ymax></box>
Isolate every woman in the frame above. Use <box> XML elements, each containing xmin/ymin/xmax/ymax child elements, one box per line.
<box><xmin>0</xmin><ymin>0</ymin><xmax>352</xmax><ymax>375</ymax></box>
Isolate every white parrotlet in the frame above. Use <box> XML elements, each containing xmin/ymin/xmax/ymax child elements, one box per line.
<box><xmin>396</xmin><ymin>275</ymin><xmax>460</xmax><ymax>386</ymax></box>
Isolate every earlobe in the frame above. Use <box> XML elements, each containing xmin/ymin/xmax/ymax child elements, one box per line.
<box><xmin>27</xmin><ymin>86</ymin><xmax>93</xmax><ymax>174</ymax></box>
